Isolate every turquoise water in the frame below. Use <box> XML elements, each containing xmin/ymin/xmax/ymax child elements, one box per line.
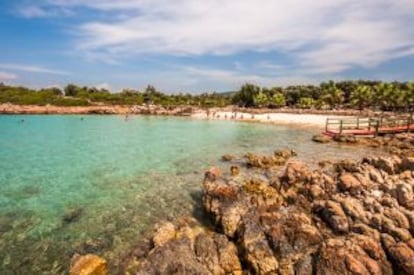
<box><xmin>0</xmin><ymin>115</ymin><xmax>377</xmax><ymax>273</ymax></box>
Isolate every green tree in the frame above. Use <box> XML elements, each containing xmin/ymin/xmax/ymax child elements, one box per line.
<box><xmin>298</xmin><ymin>97</ymin><xmax>315</xmax><ymax>109</ymax></box>
<box><xmin>373</xmin><ymin>82</ymin><xmax>400</xmax><ymax>111</ymax></box>
<box><xmin>320</xmin><ymin>81</ymin><xmax>343</xmax><ymax>109</ymax></box>
<box><xmin>253</xmin><ymin>91</ymin><xmax>268</xmax><ymax>107</ymax></box>
<box><xmin>64</xmin><ymin>84</ymin><xmax>80</xmax><ymax>97</ymax></box>
<box><xmin>270</xmin><ymin>93</ymin><xmax>286</xmax><ymax>108</ymax></box>
<box><xmin>350</xmin><ymin>85</ymin><xmax>373</xmax><ymax>110</ymax></box>
<box><xmin>406</xmin><ymin>82</ymin><xmax>414</xmax><ymax>109</ymax></box>
<box><xmin>232</xmin><ymin>83</ymin><xmax>261</xmax><ymax>107</ymax></box>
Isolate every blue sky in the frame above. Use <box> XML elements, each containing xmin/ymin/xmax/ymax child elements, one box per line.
<box><xmin>0</xmin><ymin>0</ymin><xmax>413</xmax><ymax>93</ymax></box>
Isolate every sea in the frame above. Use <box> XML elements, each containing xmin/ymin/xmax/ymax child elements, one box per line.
<box><xmin>0</xmin><ymin>115</ymin><xmax>378</xmax><ymax>273</ymax></box>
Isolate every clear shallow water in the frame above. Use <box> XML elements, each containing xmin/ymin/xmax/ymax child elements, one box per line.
<box><xmin>0</xmin><ymin>115</ymin><xmax>379</xmax><ymax>273</ymax></box>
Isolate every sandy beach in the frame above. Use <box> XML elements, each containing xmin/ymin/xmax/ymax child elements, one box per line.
<box><xmin>0</xmin><ymin>103</ymin><xmax>356</xmax><ymax>127</ymax></box>
<box><xmin>191</xmin><ymin>109</ymin><xmax>352</xmax><ymax>127</ymax></box>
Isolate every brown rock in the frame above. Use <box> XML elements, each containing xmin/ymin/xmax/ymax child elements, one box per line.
<box><xmin>385</xmin><ymin>239</ymin><xmax>414</xmax><ymax>274</ymax></box>
<box><xmin>205</xmin><ymin>167</ymin><xmax>222</xmax><ymax>181</ymax></box>
<box><xmin>315</xmin><ymin>200</ymin><xmax>349</xmax><ymax>234</ymax></box>
<box><xmin>221</xmin><ymin>154</ymin><xmax>235</xmax><ymax>161</ymax></box>
<box><xmin>396</xmin><ymin>183</ymin><xmax>414</xmax><ymax>209</ymax></box>
<box><xmin>338</xmin><ymin>173</ymin><xmax>362</xmax><ymax>194</ymax></box>
<box><xmin>70</xmin><ymin>254</ymin><xmax>107</xmax><ymax>275</ymax></box>
<box><xmin>274</xmin><ymin>149</ymin><xmax>297</xmax><ymax>158</ymax></box>
<box><xmin>282</xmin><ymin>162</ymin><xmax>310</xmax><ymax>185</ymax></box>
<box><xmin>153</xmin><ymin>222</ymin><xmax>176</xmax><ymax>247</ymax></box>
<box><xmin>240</xmin><ymin>216</ymin><xmax>279</xmax><ymax>274</ymax></box>
<box><xmin>312</xmin><ymin>134</ymin><xmax>331</xmax><ymax>143</ymax></box>
<box><xmin>230</xmin><ymin>165</ymin><xmax>240</xmax><ymax>176</ymax></box>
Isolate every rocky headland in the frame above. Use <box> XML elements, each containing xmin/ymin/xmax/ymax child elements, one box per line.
<box><xmin>68</xmin><ymin>144</ymin><xmax>414</xmax><ymax>275</ymax></box>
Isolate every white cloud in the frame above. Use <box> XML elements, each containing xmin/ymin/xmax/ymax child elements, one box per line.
<box><xmin>14</xmin><ymin>0</ymin><xmax>414</xmax><ymax>89</ymax></box>
<box><xmin>18</xmin><ymin>6</ymin><xmax>48</xmax><ymax>18</ymax></box>
<box><xmin>171</xmin><ymin>65</ymin><xmax>319</xmax><ymax>90</ymax></box>
<box><xmin>0</xmin><ymin>64</ymin><xmax>69</xmax><ymax>75</ymax></box>
<box><xmin>94</xmin><ymin>83</ymin><xmax>111</xmax><ymax>90</ymax></box>
<box><xmin>0</xmin><ymin>72</ymin><xmax>17</xmax><ymax>81</ymax></box>
<box><xmin>17</xmin><ymin>4</ymin><xmax>74</xmax><ymax>18</ymax></box>
<box><xmin>39</xmin><ymin>0</ymin><xmax>413</xmax><ymax>76</ymax></box>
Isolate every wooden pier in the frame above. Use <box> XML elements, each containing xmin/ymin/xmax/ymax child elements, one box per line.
<box><xmin>324</xmin><ymin>114</ymin><xmax>414</xmax><ymax>137</ymax></box>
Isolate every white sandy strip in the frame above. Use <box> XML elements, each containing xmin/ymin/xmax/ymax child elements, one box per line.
<box><xmin>191</xmin><ymin>111</ymin><xmax>354</xmax><ymax>128</ymax></box>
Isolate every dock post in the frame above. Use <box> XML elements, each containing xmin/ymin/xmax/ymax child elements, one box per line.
<box><xmin>325</xmin><ymin>118</ymin><xmax>328</xmax><ymax>133</ymax></box>
<box><xmin>339</xmin><ymin>120</ymin><xmax>343</xmax><ymax>135</ymax></box>
<box><xmin>374</xmin><ymin>120</ymin><xmax>379</xmax><ymax>137</ymax></box>
<box><xmin>356</xmin><ymin>117</ymin><xmax>360</xmax><ymax>129</ymax></box>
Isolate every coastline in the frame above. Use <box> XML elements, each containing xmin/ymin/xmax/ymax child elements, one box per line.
<box><xmin>0</xmin><ymin>103</ymin><xmax>359</xmax><ymax>127</ymax></box>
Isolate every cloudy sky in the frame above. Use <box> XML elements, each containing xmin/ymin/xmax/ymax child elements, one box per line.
<box><xmin>0</xmin><ymin>0</ymin><xmax>413</xmax><ymax>92</ymax></box>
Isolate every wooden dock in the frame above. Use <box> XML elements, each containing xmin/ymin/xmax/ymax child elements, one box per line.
<box><xmin>324</xmin><ymin>114</ymin><xmax>414</xmax><ymax>137</ymax></box>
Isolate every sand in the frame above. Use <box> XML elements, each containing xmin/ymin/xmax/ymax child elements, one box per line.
<box><xmin>191</xmin><ymin>110</ymin><xmax>354</xmax><ymax>128</ymax></box>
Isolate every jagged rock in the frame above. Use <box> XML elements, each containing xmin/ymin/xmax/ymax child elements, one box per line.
<box><xmin>124</xmin><ymin>148</ymin><xmax>414</xmax><ymax>274</ymax></box>
<box><xmin>316</xmin><ymin>236</ymin><xmax>392</xmax><ymax>275</ymax></box>
<box><xmin>335</xmin><ymin>159</ymin><xmax>361</xmax><ymax>173</ymax></box>
<box><xmin>153</xmin><ymin>222</ymin><xmax>176</xmax><ymax>247</ymax></box>
<box><xmin>205</xmin><ymin>167</ymin><xmax>222</xmax><ymax>181</ymax></box>
<box><xmin>339</xmin><ymin>196</ymin><xmax>369</xmax><ymax>224</ymax></box>
<box><xmin>363</xmin><ymin>156</ymin><xmax>401</xmax><ymax>175</ymax></box>
<box><xmin>312</xmin><ymin>134</ymin><xmax>331</xmax><ymax>143</ymax></box>
<box><xmin>282</xmin><ymin>162</ymin><xmax>310</xmax><ymax>185</ymax></box>
<box><xmin>194</xmin><ymin>233</ymin><xmax>242</xmax><ymax>274</ymax></box>
<box><xmin>242</xmin><ymin>178</ymin><xmax>281</xmax><ymax>209</ymax></box>
<box><xmin>239</xmin><ymin>214</ymin><xmax>279</xmax><ymax>274</ymax></box>
<box><xmin>382</xmin><ymin>234</ymin><xmax>414</xmax><ymax>274</ymax></box>
<box><xmin>396</xmin><ymin>183</ymin><xmax>414</xmax><ymax>209</ymax></box>
<box><xmin>263</xmin><ymin>210</ymin><xmax>321</xmax><ymax>259</ymax></box>
<box><xmin>220</xmin><ymin>204</ymin><xmax>246</xmax><ymax>238</ymax></box>
<box><xmin>400</xmin><ymin>157</ymin><xmax>414</xmax><ymax>171</ymax></box>
<box><xmin>70</xmin><ymin>254</ymin><xmax>107</xmax><ymax>275</ymax></box>
<box><xmin>245</xmin><ymin>153</ymin><xmax>287</xmax><ymax>168</ymax></box>
<box><xmin>315</xmin><ymin>200</ymin><xmax>349</xmax><ymax>234</ymax></box>
<box><xmin>138</xmin><ymin>237</ymin><xmax>210</xmax><ymax>274</ymax></box>
<box><xmin>338</xmin><ymin>173</ymin><xmax>363</xmax><ymax>195</ymax></box>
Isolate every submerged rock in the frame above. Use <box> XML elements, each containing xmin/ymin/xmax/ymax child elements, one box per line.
<box><xmin>312</xmin><ymin>134</ymin><xmax>331</xmax><ymax>143</ymax></box>
<box><xmin>63</xmin><ymin>208</ymin><xmax>84</xmax><ymax>224</ymax></box>
<box><xmin>70</xmin><ymin>254</ymin><xmax>107</xmax><ymax>275</ymax></box>
<box><xmin>221</xmin><ymin>154</ymin><xmax>235</xmax><ymax>161</ymax></box>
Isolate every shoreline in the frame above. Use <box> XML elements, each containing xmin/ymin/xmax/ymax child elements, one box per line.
<box><xmin>0</xmin><ymin>103</ymin><xmax>361</xmax><ymax>127</ymax></box>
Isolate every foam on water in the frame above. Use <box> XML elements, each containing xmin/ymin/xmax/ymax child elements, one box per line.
<box><xmin>0</xmin><ymin>115</ymin><xmax>379</xmax><ymax>273</ymax></box>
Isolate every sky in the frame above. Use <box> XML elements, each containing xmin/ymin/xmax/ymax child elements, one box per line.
<box><xmin>0</xmin><ymin>0</ymin><xmax>413</xmax><ymax>93</ymax></box>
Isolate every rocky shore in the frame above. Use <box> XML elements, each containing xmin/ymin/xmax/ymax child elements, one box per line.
<box><xmin>69</xmin><ymin>145</ymin><xmax>414</xmax><ymax>275</ymax></box>
<box><xmin>313</xmin><ymin>133</ymin><xmax>414</xmax><ymax>158</ymax></box>
<box><xmin>0</xmin><ymin>103</ymin><xmax>194</xmax><ymax>115</ymax></box>
<box><xmin>0</xmin><ymin>103</ymin><xmax>393</xmax><ymax>117</ymax></box>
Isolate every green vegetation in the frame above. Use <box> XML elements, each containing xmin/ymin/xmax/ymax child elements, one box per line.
<box><xmin>0</xmin><ymin>80</ymin><xmax>413</xmax><ymax>111</ymax></box>
<box><xmin>233</xmin><ymin>80</ymin><xmax>414</xmax><ymax>111</ymax></box>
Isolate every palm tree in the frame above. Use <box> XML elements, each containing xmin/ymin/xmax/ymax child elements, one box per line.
<box><xmin>373</xmin><ymin>82</ymin><xmax>402</xmax><ymax>111</ymax></box>
<box><xmin>350</xmin><ymin>85</ymin><xmax>373</xmax><ymax>110</ymax></box>
<box><xmin>320</xmin><ymin>81</ymin><xmax>344</xmax><ymax>109</ymax></box>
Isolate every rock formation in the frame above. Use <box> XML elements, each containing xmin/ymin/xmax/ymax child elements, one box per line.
<box><xmin>122</xmin><ymin>151</ymin><xmax>414</xmax><ymax>274</ymax></box>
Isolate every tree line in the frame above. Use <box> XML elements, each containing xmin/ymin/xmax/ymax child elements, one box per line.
<box><xmin>0</xmin><ymin>80</ymin><xmax>413</xmax><ymax>111</ymax></box>
<box><xmin>232</xmin><ymin>80</ymin><xmax>414</xmax><ymax>111</ymax></box>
